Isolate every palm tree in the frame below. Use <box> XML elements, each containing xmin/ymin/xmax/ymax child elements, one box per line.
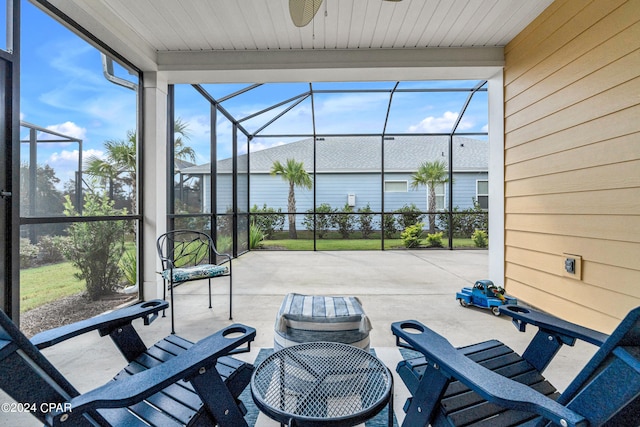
<box><xmin>174</xmin><ymin>117</ymin><xmax>196</xmax><ymax>163</ymax></box>
<box><xmin>85</xmin><ymin>129</ymin><xmax>137</xmax><ymax>212</ymax></box>
<box><xmin>270</xmin><ymin>158</ymin><xmax>313</xmax><ymax>239</ymax></box>
<box><xmin>410</xmin><ymin>160</ymin><xmax>449</xmax><ymax>233</ymax></box>
<box><xmin>86</xmin><ymin>119</ymin><xmax>193</xmax><ymax>213</ymax></box>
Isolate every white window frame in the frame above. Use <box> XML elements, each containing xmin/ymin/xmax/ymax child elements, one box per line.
<box><xmin>476</xmin><ymin>179</ymin><xmax>488</xmax><ymax>210</ymax></box>
<box><xmin>427</xmin><ymin>182</ymin><xmax>446</xmax><ymax>211</ymax></box>
<box><xmin>384</xmin><ymin>180</ymin><xmax>408</xmax><ymax>192</ymax></box>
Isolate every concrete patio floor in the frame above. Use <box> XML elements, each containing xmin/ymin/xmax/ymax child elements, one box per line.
<box><xmin>2</xmin><ymin>250</ymin><xmax>598</xmax><ymax>426</ymax></box>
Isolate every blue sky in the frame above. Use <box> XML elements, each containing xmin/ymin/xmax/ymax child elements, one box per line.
<box><xmin>20</xmin><ymin>1</ymin><xmax>488</xmax><ymax>187</ymax></box>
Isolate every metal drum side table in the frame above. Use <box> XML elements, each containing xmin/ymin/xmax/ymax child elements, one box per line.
<box><xmin>251</xmin><ymin>341</ymin><xmax>393</xmax><ymax>426</ymax></box>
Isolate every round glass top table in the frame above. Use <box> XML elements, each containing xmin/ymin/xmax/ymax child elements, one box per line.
<box><xmin>250</xmin><ymin>341</ymin><xmax>393</xmax><ymax>426</ymax></box>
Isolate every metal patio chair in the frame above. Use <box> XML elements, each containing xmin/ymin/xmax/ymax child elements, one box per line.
<box><xmin>393</xmin><ymin>305</ymin><xmax>640</xmax><ymax>426</ymax></box>
<box><xmin>157</xmin><ymin>230</ymin><xmax>233</xmax><ymax>334</ymax></box>
<box><xmin>0</xmin><ymin>299</ymin><xmax>255</xmax><ymax>426</ymax></box>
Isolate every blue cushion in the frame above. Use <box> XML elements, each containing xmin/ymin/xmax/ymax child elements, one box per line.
<box><xmin>161</xmin><ymin>264</ymin><xmax>228</xmax><ymax>283</ymax></box>
<box><xmin>274</xmin><ymin>293</ymin><xmax>371</xmax><ymax>350</ymax></box>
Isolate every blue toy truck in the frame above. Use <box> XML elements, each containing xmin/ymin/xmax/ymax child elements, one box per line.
<box><xmin>456</xmin><ymin>280</ymin><xmax>517</xmax><ymax>316</ymax></box>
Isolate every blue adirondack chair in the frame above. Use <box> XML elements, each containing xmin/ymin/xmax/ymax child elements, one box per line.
<box><xmin>0</xmin><ymin>299</ymin><xmax>256</xmax><ymax>426</ymax></box>
<box><xmin>392</xmin><ymin>305</ymin><xmax>640</xmax><ymax>426</ymax></box>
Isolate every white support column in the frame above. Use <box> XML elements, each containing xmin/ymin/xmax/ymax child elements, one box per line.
<box><xmin>142</xmin><ymin>72</ymin><xmax>168</xmax><ymax>301</ymax></box>
<box><xmin>488</xmin><ymin>70</ymin><xmax>505</xmax><ymax>284</ymax></box>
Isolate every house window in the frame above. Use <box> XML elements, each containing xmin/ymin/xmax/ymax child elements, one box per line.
<box><xmin>429</xmin><ymin>183</ymin><xmax>445</xmax><ymax>211</ymax></box>
<box><xmin>477</xmin><ymin>180</ymin><xmax>488</xmax><ymax>209</ymax></box>
<box><xmin>384</xmin><ymin>181</ymin><xmax>408</xmax><ymax>192</ymax></box>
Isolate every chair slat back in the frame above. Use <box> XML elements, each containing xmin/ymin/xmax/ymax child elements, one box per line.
<box><xmin>560</xmin><ymin>307</ymin><xmax>640</xmax><ymax>425</ymax></box>
<box><xmin>157</xmin><ymin>230</ymin><xmax>215</xmax><ymax>269</ymax></box>
<box><xmin>0</xmin><ymin>310</ymin><xmax>79</xmax><ymax>424</ymax></box>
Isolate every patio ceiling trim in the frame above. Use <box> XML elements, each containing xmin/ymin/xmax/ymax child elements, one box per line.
<box><xmin>157</xmin><ymin>47</ymin><xmax>504</xmax><ymax>84</ymax></box>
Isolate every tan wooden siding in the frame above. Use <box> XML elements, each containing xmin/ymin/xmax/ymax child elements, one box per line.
<box><xmin>504</xmin><ymin>0</ymin><xmax>640</xmax><ymax>333</ymax></box>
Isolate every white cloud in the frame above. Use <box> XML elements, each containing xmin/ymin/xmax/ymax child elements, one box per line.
<box><xmin>48</xmin><ymin>42</ymin><xmax>104</xmax><ymax>86</ymax></box>
<box><xmin>481</xmin><ymin>123</ymin><xmax>489</xmax><ymax>133</ymax></box>
<box><xmin>46</xmin><ymin>148</ymin><xmax>104</xmax><ymax>169</ymax></box>
<box><xmin>44</xmin><ymin>148</ymin><xmax>104</xmax><ymax>189</ymax></box>
<box><xmin>181</xmin><ymin>114</ymin><xmax>210</xmax><ymax>140</ymax></box>
<box><xmin>408</xmin><ymin>111</ymin><xmax>474</xmax><ymax>133</ymax></box>
<box><xmin>246</xmin><ymin>140</ymin><xmax>286</xmax><ymax>155</ymax></box>
<box><xmin>43</xmin><ymin>121</ymin><xmax>87</xmax><ymax>140</ymax></box>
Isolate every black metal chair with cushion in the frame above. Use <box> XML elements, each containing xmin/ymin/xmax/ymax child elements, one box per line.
<box><xmin>392</xmin><ymin>305</ymin><xmax>640</xmax><ymax>427</ymax></box>
<box><xmin>0</xmin><ymin>299</ymin><xmax>256</xmax><ymax>426</ymax></box>
<box><xmin>157</xmin><ymin>230</ymin><xmax>233</xmax><ymax>334</ymax></box>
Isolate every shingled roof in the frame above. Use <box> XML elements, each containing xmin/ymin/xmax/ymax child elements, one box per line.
<box><xmin>182</xmin><ymin>135</ymin><xmax>487</xmax><ymax>174</ymax></box>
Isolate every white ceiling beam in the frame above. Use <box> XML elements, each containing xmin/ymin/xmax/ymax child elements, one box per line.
<box><xmin>157</xmin><ymin>47</ymin><xmax>504</xmax><ymax>83</ymax></box>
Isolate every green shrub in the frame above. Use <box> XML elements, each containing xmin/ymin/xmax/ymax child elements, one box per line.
<box><xmin>383</xmin><ymin>213</ymin><xmax>397</xmax><ymax>238</ymax></box>
<box><xmin>173</xmin><ymin>201</ymin><xmax>210</xmax><ymax>231</ymax></box>
<box><xmin>250</xmin><ymin>204</ymin><xmax>285</xmax><ymax>237</ymax></box>
<box><xmin>426</xmin><ymin>231</ymin><xmax>444</xmax><ymax>248</ymax></box>
<box><xmin>37</xmin><ymin>235</ymin><xmax>69</xmax><ymax>264</ymax></box>
<box><xmin>303</xmin><ymin>203</ymin><xmax>333</xmax><ymax>238</ymax></box>
<box><xmin>357</xmin><ymin>204</ymin><xmax>375</xmax><ymax>239</ymax></box>
<box><xmin>401</xmin><ymin>223</ymin><xmax>424</xmax><ymax>248</ymax></box>
<box><xmin>216</xmin><ymin>209</ymin><xmax>234</xmax><ymax>237</ymax></box>
<box><xmin>438</xmin><ymin>200</ymin><xmax>488</xmax><ymax>238</ymax></box>
<box><xmin>119</xmin><ymin>249</ymin><xmax>137</xmax><ymax>285</ymax></box>
<box><xmin>333</xmin><ymin>204</ymin><xmax>355</xmax><ymax>239</ymax></box>
<box><xmin>63</xmin><ymin>194</ymin><xmax>126</xmax><ymax>299</ymax></box>
<box><xmin>20</xmin><ymin>238</ymin><xmax>40</xmax><ymax>268</ymax></box>
<box><xmin>249</xmin><ymin>224</ymin><xmax>265</xmax><ymax>249</ymax></box>
<box><xmin>472</xmin><ymin>229</ymin><xmax>488</xmax><ymax>248</ymax></box>
<box><xmin>396</xmin><ymin>204</ymin><xmax>424</xmax><ymax>229</ymax></box>
<box><xmin>216</xmin><ymin>235</ymin><xmax>232</xmax><ymax>254</ymax></box>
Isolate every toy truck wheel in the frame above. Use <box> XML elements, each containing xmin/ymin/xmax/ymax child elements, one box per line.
<box><xmin>491</xmin><ymin>306</ymin><xmax>501</xmax><ymax>316</ymax></box>
<box><xmin>458</xmin><ymin>298</ymin><xmax>469</xmax><ymax>307</ymax></box>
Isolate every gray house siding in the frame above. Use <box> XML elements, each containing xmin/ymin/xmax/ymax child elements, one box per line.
<box><xmin>315</xmin><ymin>173</ymin><xmax>381</xmax><ymax>211</ymax></box>
<box><xmin>209</xmin><ymin>171</ymin><xmax>485</xmax><ymax>230</ymax></box>
<box><xmin>247</xmin><ymin>172</ymin><xmax>485</xmax><ymax>211</ymax></box>
<box><xmin>183</xmin><ymin>136</ymin><xmax>488</xmax><ymax>229</ymax></box>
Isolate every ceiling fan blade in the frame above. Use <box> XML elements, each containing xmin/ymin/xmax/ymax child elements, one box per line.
<box><xmin>289</xmin><ymin>0</ymin><xmax>323</xmax><ymax>27</ymax></box>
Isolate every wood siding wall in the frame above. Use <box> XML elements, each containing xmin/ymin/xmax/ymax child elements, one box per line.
<box><xmin>504</xmin><ymin>0</ymin><xmax>640</xmax><ymax>333</ymax></box>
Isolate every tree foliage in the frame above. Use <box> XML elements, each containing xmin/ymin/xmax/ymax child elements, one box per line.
<box><xmin>85</xmin><ymin>118</ymin><xmax>194</xmax><ymax>214</ymax></box>
<box><xmin>303</xmin><ymin>203</ymin><xmax>333</xmax><ymax>238</ymax></box>
<box><xmin>333</xmin><ymin>204</ymin><xmax>355</xmax><ymax>239</ymax></box>
<box><xmin>395</xmin><ymin>203</ymin><xmax>424</xmax><ymax>230</ymax></box>
<box><xmin>438</xmin><ymin>200</ymin><xmax>488</xmax><ymax>238</ymax></box>
<box><xmin>401</xmin><ymin>223</ymin><xmax>424</xmax><ymax>248</ymax></box>
<box><xmin>20</xmin><ymin>163</ymin><xmax>65</xmax><ymax>215</ymax></box>
<box><xmin>357</xmin><ymin>204</ymin><xmax>375</xmax><ymax>239</ymax></box>
<box><xmin>62</xmin><ymin>194</ymin><xmax>127</xmax><ymax>300</ymax></box>
<box><xmin>250</xmin><ymin>204</ymin><xmax>285</xmax><ymax>237</ymax></box>
<box><xmin>411</xmin><ymin>160</ymin><xmax>449</xmax><ymax>233</ymax></box>
<box><xmin>270</xmin><ymin>158</ymin><xmax>313</xmax><ymax>239</ymax></box>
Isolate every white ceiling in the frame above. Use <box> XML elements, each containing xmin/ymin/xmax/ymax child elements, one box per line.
<box><xmin>35</xmin><ymin>0</ymin><xmax>553</xmax><ymax>83</ymax></box>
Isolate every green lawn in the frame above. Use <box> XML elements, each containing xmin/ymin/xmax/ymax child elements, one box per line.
<box><xmin>20</xmin><ymin>262</ymin><xmax>85</xmax><ymax>312</ymax></box>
